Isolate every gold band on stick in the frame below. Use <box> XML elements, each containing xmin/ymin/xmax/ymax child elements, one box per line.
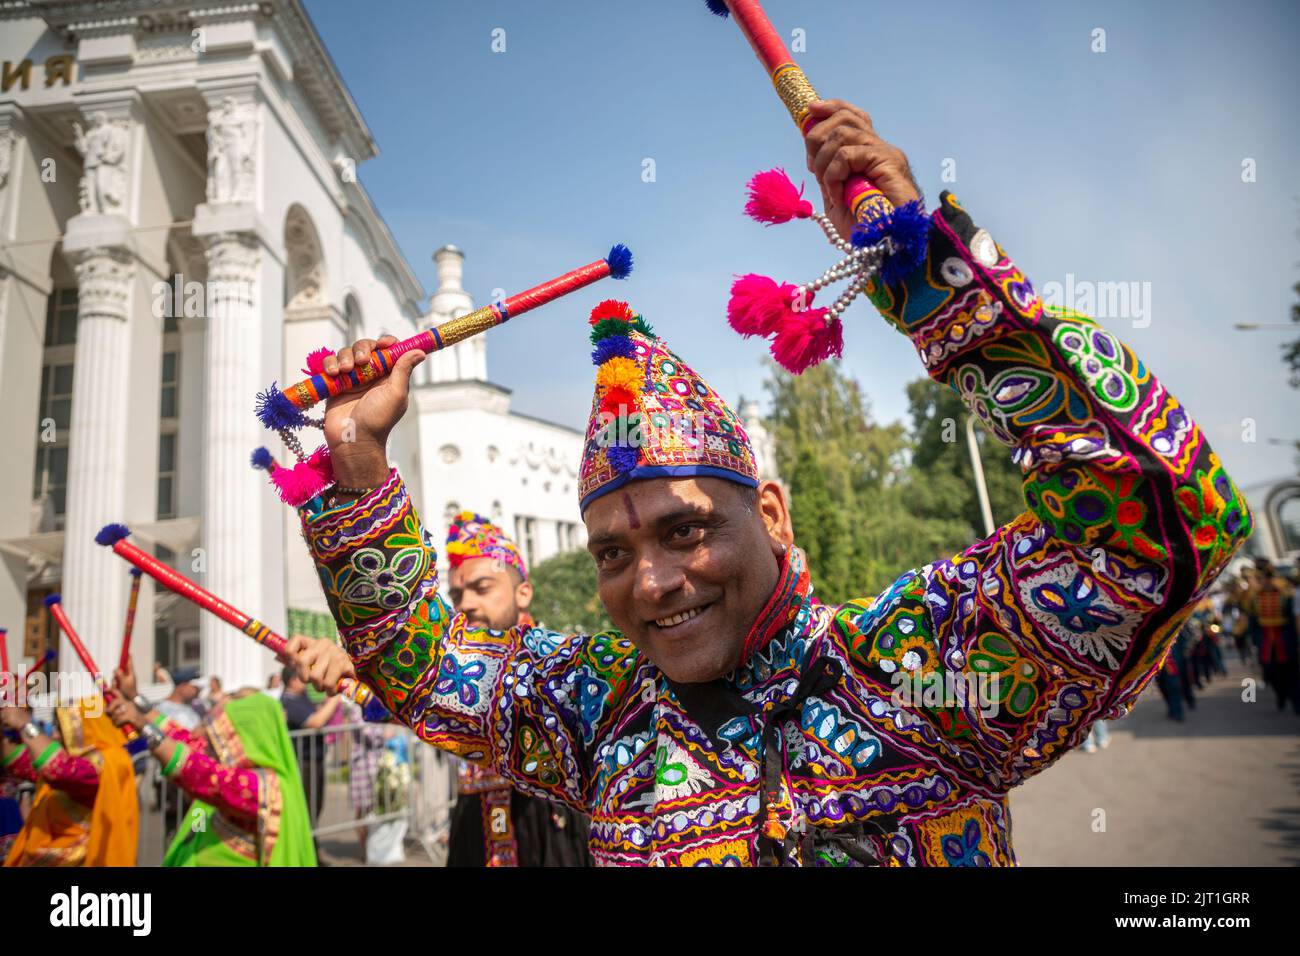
<box><xmin>290</xmin><ymin>380</ymin><xmax>316</xmax><ymax>408</ymax></box>
<box><xmin>436</xmin><ymin>305</ymin><xmax>501</xmax><ymax>347</ymax></box>
<box><xmin>771</xmin><ymin>62</ymin><xmax>819</xmax><ymax>128</ymax></box>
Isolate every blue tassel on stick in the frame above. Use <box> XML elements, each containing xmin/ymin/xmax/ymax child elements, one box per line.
<box><xmin>250</xmin><ymin>447</ymin><xmax>275</xmax><ymax>472</ymax></box>
<box><xmin>95</xmin><ymin>523</ymin><xmax>132</xmax><ymax>547</ymax></box>
<box><xmin>255</xmin><ymin>384</ymin><xmax>308</xmax><ymax>431</ymax></box>
<box><xmin>851</xmin><ymin>199</ymin><xmax>932</xmax><ymax>287</ymax></box>
<box><xmin>606</xmin><ymin>243</ymin><xmax>633</xmax><ymax>280</ymax></box>
<box><xmin>361</xmin><ymin>695</ymin><xmax>392</xmax><ymax>723</ymax></box>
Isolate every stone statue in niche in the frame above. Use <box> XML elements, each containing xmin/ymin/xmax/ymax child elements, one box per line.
<box><xmin>0</xmin><ymin>130</ymin><xmax>14</xmax><ymax>192</ymax></box>
<box><xmin>73</xmin><ymin>112</ymin><xmax>129</xmax><ymax>215</ymax></box>
<box><xmin>206</xmin><ymin>97</ymin><xmax>257</xmax><ymax>203</ymax></box>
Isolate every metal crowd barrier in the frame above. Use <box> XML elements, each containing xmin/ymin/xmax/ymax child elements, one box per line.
<box><xmin>133</xmin><ymin>717</ymin><xmax>457</xmax><ymax>866</ymax></box>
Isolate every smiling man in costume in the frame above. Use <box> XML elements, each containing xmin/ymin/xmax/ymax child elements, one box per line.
<box><xmin>284</xmin><ymin>100</ymin><xmax>1250</xmax><ymax>865</ymax></box>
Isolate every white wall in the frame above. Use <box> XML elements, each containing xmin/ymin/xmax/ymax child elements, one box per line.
<box><xmin>414</xmin><ymin>382</ymin><xmax>586</xmax><ymax>576</ymax></box>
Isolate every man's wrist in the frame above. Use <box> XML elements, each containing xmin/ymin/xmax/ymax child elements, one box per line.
<box><xmin>328</xmin><ymin>443</ymin><xmax>390</xmax><ymax>489</ymax></box>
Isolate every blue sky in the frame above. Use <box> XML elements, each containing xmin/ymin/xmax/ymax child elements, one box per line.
<box><xmin>304</xmin><ymin>0</ymin><xmax>1299</xmax><ymax>490</ymax></box>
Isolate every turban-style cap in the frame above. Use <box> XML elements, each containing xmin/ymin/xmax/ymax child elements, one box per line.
<box><xmin>445</xmin><ymin>511</ymin><xmax>527</xmax><ymax>580</ymax></box>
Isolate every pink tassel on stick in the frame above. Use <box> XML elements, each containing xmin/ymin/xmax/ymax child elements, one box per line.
<box><xmin>302</xmin><ymin>347</ymin><xmax>335</xmax><ymax>377</ymax></box>
<box><xmin>745</xmin><ymin>168</ymin><xmax>813</xmax><ymax>225</ymax></box>
<box><xmin>769</xmin><ymin>291</ymin><xmax>843</xmax><ymax>374</ymax></box>
<box><xmin>727</xmin><ymin>274</ymin><xmax>802</xmax><ymax>338</ymax></box>
<box><xmin>269</xmin><ymin>445</ymin><xmax>334</xmax><ymax>506</ymax></box>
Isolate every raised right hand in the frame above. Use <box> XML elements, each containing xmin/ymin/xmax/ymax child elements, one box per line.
<box><xmin>321</xmin><ymin>335</ymin><xmax>426</xmax><ymax>488</ymax></box>
<box><xmin>106</xmin><ymin>697</ymin><xmax>145</xmax><ymax>730</ymax></box>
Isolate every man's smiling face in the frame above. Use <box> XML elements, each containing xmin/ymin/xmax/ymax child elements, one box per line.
<box><xmin>583</xmin><ymin>477</ymin><xmax>791</xmax><ymax>684</ymax></box>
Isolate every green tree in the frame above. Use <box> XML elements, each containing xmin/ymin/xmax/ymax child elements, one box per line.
<box><xmin>785</xmin><ymin>445</ymin><xmax>853</xmax><ymax>600</ymax></box>
<box><xmin>763</xmin><ymin>363</ymin><xmax>1031</xmax><ymax>604</ymax></box>
<box><xmin>528</xmin><ymin>548</ymin><xmax>612</xmax><ymax>635</ymax></box>
<box><xmin>766</xmin><ymin>360</ymin><xmax>959</xmax><ymax>602</ymax></box>
<box><xmin>901</xmin><ymin>377</ymin><xmax>1025</xmax><ymax>541</ymax></box>
<box><xmin>766</xmin><ymin>360</ymin><xmax>894</xmax><ymax>603</ymax></box>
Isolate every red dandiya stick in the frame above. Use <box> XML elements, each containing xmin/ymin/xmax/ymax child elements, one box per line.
<box><xmin>0</xmin><ymin>626</ymin><xmax>8</xmax><ymax>674</ymax></box>
<box><xmin>8</xmin><ymin>648</ymin><xmax>56</xmax><ymax>704</ymax></box>
<box><xmin>95</xmin><ymin>524</ymin><xmax>389</xmax><ymax>721</ymax></box>
<box><xmin>43</xmin><ymin>594</ymin><xmax>138</xmax><ymax>737</ymax></box>
<box><xmin>256</xmin><ymin>244</ymin><xmax>633</xmax><ymax>430</ymax></box>
<box><xmin>23</xmin><ymin>649</ymin><xmax>55</xmax><ymax>684</ymax></box>
<box><xmin>704</xmin><ymin>0</ymin><xmax>893</xmax><ymax>225</ymax></box>
<box><xmin>119</xmin><ymin>568</ymin><xmax>143</xmax><ymax>673</ymax></box>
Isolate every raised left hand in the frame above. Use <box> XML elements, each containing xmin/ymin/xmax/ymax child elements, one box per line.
<box><xmin>804</xmin><ymin>99</ymin><xmax>922</xmax><ymax>241</ymax></box>
<box><xmin>281</xmin><ymin>635</ymin><xmax>356</xmax><ymax>694</ymax></box>
<box><xmin>113</xmin><ymin>660</ymin><xmax>138</xmax><ymax>700</ymax></box>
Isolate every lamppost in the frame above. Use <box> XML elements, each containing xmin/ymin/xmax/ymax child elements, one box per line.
<box><xmin>966</xmin><ymin>416</ymin><xmax>996</xmax><ymax>538</ymax></box>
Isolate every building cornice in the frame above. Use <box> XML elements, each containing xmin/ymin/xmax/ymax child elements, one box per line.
<box><xmin>3</xmin><ymin>0</ymin><xmax>377</xmax><ymax>163</ymax></box>
<box><xmin>342</xmin><ymin>188</ymin><xmax>424</xmax><ymax>316</ymax></box>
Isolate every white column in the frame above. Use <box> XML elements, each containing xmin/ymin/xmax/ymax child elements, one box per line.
<box><xmin>198</xmin><ymin>231</ymin><xmax>265</xmax><ymax>689</ymax></box>
<box><xmin>60</xmin><ymin>246</ymin><xmax>136</xmax><ymax>672</ymax></box>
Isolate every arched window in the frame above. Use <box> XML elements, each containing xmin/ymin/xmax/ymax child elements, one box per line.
<box><xmin>344</xmin><ymin>293</ymin><xmax>364</xmax><ymax>343</ymax></box>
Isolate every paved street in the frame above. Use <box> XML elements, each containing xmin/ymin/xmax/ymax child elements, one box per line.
<box><xmin>1010</xmin><ymin>659</ymin><xmax>1300</xmax><ymax>866</ymax></box>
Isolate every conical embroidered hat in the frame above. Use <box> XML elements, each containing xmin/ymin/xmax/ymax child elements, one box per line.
<box><xmin>578</xmin><ymin>299</ymin><xmax>758</xmax><ymax>511</ymax></box>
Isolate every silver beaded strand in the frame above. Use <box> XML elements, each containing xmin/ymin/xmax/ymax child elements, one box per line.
<box><xmin>792</xmin><ymin>221</ymin><xmax>888</xmax><ymax>329</ymax></box>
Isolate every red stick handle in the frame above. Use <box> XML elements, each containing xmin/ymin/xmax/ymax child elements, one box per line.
<box><xmin>23</xmin><ymin>650</ymin><xmax>54</xmax><ymax>684</ymax></box>
<box><xmin>275</xmin><ymin>256</ymin><xmax>618</xmax><ymax>415</ymax></box>
<box><xmin>119</xmin><ymin>570</ymin><xmax>142</xmax><ymax>673</ymax></box>
<box><xmin>499</xmin><ymin>258</ymin><xmax>612</xmax><ymax>317</ymax></box>
<box><xmin>0</xmin><ymin>627</ymin><xmax>8</xmax><ymax>692</ymax></box>
<box><xmin>104</xmin><ymin>537</ymin><xmax>380</xmax><ymax>711</ymax></box>
<box><xmin>46</xmin><ymin>599</ymin><xmax>137</xmax><ymax>737</ymax></box>
<box><xmin>722</xmin><ymin>0</ymin><xmax>892</xmax><ymax>223</ymax></box>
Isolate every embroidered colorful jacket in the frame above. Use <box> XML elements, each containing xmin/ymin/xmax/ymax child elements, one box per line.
<box><xmin>300</xmin><ymin>194</ymin><xmax>1250</xmax><ymax>866</ymax></box>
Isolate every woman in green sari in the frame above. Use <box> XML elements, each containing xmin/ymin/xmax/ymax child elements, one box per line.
<box><xmin>108</xmin><ymin>687</ymin><xmax>316</xmax><ymax>866</ymax></box>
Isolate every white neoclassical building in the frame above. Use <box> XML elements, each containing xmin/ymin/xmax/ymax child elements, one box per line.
<box><xmin>0</xmin><ymin>0</ymin><xmax>779</xmax><ymax>692</ymax></box>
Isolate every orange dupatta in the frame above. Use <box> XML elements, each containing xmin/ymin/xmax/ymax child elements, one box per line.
<box><xmin>4</xmin><ymin>697</ymin><xmax>139</xmax><ymax>867</ymax></box>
